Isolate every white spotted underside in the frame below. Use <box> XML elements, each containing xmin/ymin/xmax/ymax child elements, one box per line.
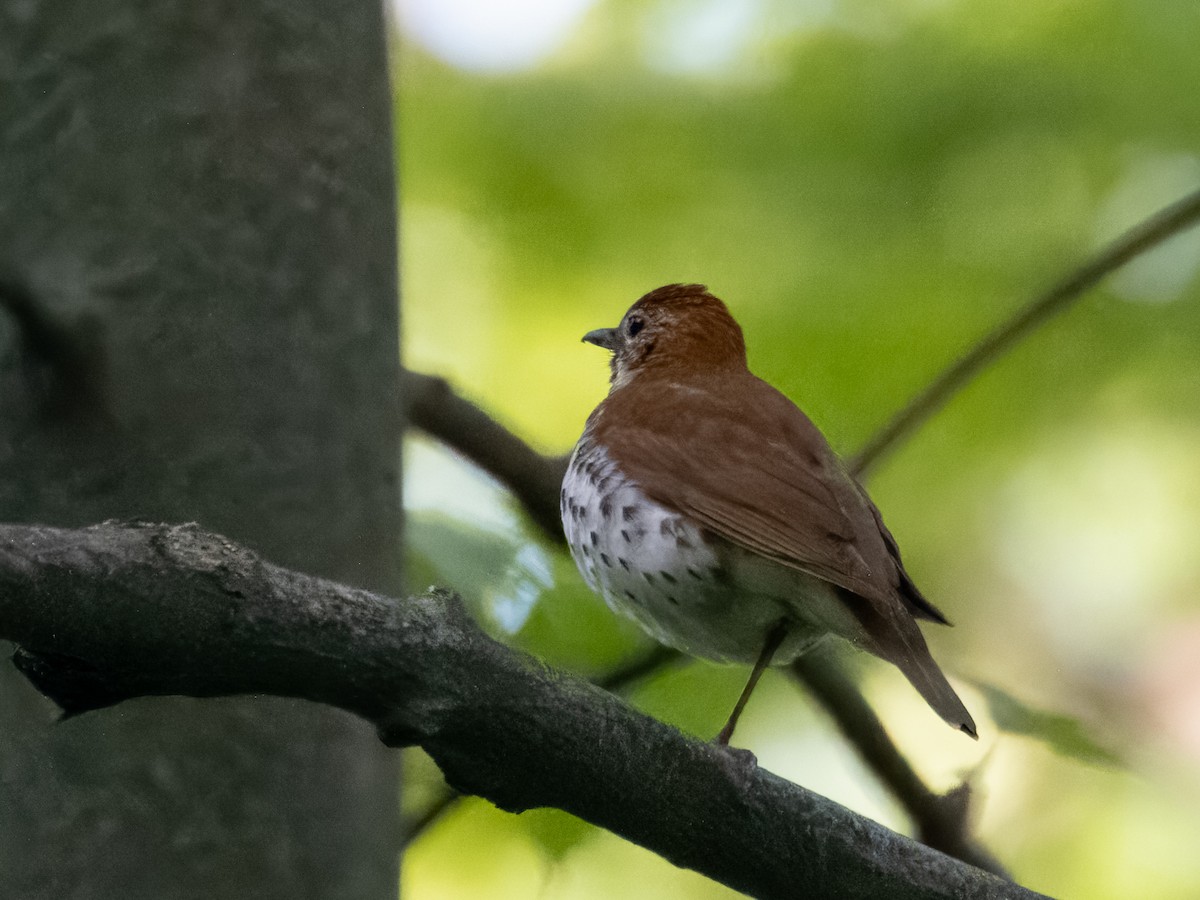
<box><xmin>562</xmin><ymin>440</ymin><xmax>847</xmax><ymax>664</ymax></box>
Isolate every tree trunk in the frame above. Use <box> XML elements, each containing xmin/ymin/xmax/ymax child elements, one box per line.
<box><xmin>0</xmin><ymin>3</ymin><xmax>402</xmax><ymax>898</ymax></box>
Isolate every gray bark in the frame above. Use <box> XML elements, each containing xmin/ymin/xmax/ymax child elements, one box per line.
<box><xmin>0</xmin><ymin>522</ymin><xmax>1048</xmax><ymax>900</ymax></box>
<box><xmin>0</xmin><ymin>2</ymin><xmax>402</xmax><ymax>898</ymax></box>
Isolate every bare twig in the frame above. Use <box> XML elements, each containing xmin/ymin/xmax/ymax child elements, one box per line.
<box><xmin>0</xmin><ymin>521</ymin><xmax>1042</xmax><ymax>899</ymax></box>
<box><xmin>400</xmin><ymin>790</ymin><xmax>460</xmax><ymax>849</ymax></box>
<box><xmin>791</xmin><ymin>647</ymin><xmax>1005</xmax><ymax>876</ymax></box>
<box><xmin>596</xmin><ymin>643</ymin><xmax>686</xmax><ymax>692</ymax></box>
<box><xmin>403</xmin><ymin>370</ymin><xmax>568</xmax><ymax>540</ymax></box>
<box><xmin>850</xmin><ymin>187</ymin><xmax>1200</xmax><ymax>477</ymax></box>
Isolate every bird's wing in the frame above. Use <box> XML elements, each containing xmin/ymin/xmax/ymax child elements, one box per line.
<box><xmin>594</xmin><ymin>373</ymin><xmax>973</xmax><ymax>736</ymax></box>
<box><xmin>595</xmin><ymin>374</ymin><xmax>908</xmax><ymax>608</ymax></box>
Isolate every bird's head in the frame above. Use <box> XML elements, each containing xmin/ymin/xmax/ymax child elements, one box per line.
<box><xmin>582</xmin><ymin>284</ymin><xmax>748</xmax><ymax>389</ymax></box>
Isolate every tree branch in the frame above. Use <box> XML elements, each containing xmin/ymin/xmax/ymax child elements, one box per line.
<box><xmin>403</xmin><ymin>370</ymin><xmax>568</xmax><ymax>540</ymax></box>
<box><xmin>401</xmin><ymin>643</ymin><xmax>687</xmax><ymax>848</ymax></box>
<box><xmin>0</xmin><ymin>521</ymin><xmax>1043</xmax><ymax>900</ymax></box>
<box><xmin>791</xmin><ymin>648</ymin><xmax>1005</xmax><ymax>876</ymax></box>
<box><xmin>849</xmin><ymin>187</ymin><xmax>1200</xmax><ymax>477</ymax></box>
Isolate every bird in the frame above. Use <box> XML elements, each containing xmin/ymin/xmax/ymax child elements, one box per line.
<box><xmin>561</xmin><ymin>283</ymin><xmax>976</xmax><ymax>745</ymax></box>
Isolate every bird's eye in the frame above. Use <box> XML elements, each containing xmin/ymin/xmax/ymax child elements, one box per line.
<box><xmin>627</xmin><ymin>317</ymin><xmax>644</xmax><ymax>337</ymax></box>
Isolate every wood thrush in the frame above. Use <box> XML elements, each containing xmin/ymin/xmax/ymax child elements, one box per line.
<box><xmin>561</xmin><ymin>283</ymin><xmax>976</xmax><ymax>744</ymax></box>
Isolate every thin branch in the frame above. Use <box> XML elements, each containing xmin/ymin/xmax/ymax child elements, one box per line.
<box><xmin>849</xmin><ymin>187</ymin><xmax>1200</xmax><ymax>477</ymax></box>
<box><xmin>596</xmin><ymin>643</ymin><xmax>687</xmax><ymax>692</ymax></box>
<box><xmin>403</xmin><ymin>370</ymin><xmax>568</xmax><ymax>540</ymax></box>
<box><xmin>0</xmin><ymin>521</ymin><xmax>1043</xmax><ymax>900</ymax></box>
<box><xmin>400</xmin><ymin>790</ymin><xmax>459</xmax><ymax>850</ymax></box>
<box><xmin>791</xmin><ymin>647</ymin><xmax>1005</xmax><ymax>876</ymax></box>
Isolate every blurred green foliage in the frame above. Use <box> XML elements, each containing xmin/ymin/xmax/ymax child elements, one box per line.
<box><xmin>396</xmin><ymin>1</ymin><xmax>1200</xmax><ymax>897</ymax></box>
<box><xmin>973</xmin><ymin>680</ymin><xmax>1122</xmax><ymax>767</ymax></box>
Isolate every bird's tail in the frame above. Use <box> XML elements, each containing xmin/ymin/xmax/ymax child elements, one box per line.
<box><xmin>850</xmin><ymin>592</ymin><xmax>977</xmax><ymax>738</ymax></box>
<box><xmin>888</xmin><ymin>638</ymin><xmax>977</xmax><ymax>739</ymax></box>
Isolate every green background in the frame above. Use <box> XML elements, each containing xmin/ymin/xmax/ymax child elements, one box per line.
<box><xmin>397</xmin><ymin>1</ymin><xmax>1200</xmax><ymax>896</ymax></box>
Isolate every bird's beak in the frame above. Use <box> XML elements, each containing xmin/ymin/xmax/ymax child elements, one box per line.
<box><xmin>581</xmin><ymin>327</ymin><xmax>622</xmax><ymax>352</ymax></box>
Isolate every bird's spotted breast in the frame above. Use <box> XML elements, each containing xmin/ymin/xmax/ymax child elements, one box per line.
<box><xmin>562</xmin><ymin>438</ymin><xmax>816</xmax><ymax>662</ymax></box>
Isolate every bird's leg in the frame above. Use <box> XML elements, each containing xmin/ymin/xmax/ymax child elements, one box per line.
<box><xmin>715</xmin><ymin>618</ymin><xmax>789</xmax><ymax>746</ymax></box>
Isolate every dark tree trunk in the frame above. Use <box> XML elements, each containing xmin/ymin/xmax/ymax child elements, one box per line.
<box><xmin>0</xmin><ymin>3</ymin><xmax>403</xmax><ymax>898</ymax></box>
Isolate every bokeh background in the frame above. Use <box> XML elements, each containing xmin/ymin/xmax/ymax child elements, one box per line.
<box><xmin>392</xmin><ymin>0</ymin><xmax>1200</xmax><ymax>897</ymax></box>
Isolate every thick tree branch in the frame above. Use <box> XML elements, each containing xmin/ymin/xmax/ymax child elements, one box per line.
<box><xmin>0</xmin><ymin>521</ymin><xmax>1043</xmax><ymax>900</ymax></box>
<box><xmin>401</xmin><ymin>643</ymin><xmax>687</xmax><ymax>848</ymax></box>
<box><xmin>849</xmin><ymin>187</ymin><xmax>1200</xmax><ymax>477</ymax></box>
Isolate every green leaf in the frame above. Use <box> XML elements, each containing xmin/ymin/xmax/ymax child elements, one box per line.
<box><xmin>406</xmin><ymin>511</ymin><xmax>530</xmax><ymax>635</ymax></box>
<box><xmin>973</xmin><ymin>681</ymin><xmax>1123</xmax><ymax>767</ymax></box>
